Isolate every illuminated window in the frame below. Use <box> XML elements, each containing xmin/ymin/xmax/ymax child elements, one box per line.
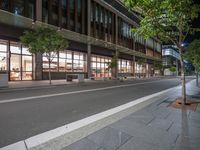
<box><xmin>118</xmin><ymin>59</ymin><xmax>133</xmax><ymax>73</ymax></box>
<box><xmin>10</xmin><ymin>42</ymin><xmax>33</xmax><ymax>80</ymax></box>
<box><xmin>91</xmin><ymin>55</ymin><xmax>111</xmax><ymax>78</ymax></box>
<box><xmin>0</xmin><ymin>40</ymin><xmax>7</xmax><ymax>71</ymax></box>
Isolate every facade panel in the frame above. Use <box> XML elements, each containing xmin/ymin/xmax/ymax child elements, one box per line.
<box><xmin>0</xmin><ymin>0</ymin><xmax>162</xmax><ymax>81</ymax></box>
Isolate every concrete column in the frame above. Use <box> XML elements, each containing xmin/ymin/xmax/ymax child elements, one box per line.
<box><xmin>87</xmin><ymin>0</ymin><xmax>92</xmax><ymax>79</ymax></box>
<box><xmin>115</xmin><ymin>14</ymin><xmax>118</xmax><ymax>44</ymax></box>
<box><xmin>36</xmin><ymin>0</ymin><xmax>42</xmax><ymax>21</ymax></box>
<box><xmin>132</xmin><ymin>55</ymin><xmax>135</xmax><ymax>77</ymax></box>
<box><xmin>87</xmin><ymin>0</ymin><xmax>91</xmax><ymax>37</ymax></box>
<box><xmin>114</xmin><ymin>50</ymin><xmax>119</xmax><ymax>79</ymax></box>
<box><xmin>87</xmin><ymin>44</ymin><xmax>91</xmax><ymax>78</ymax></box>
<box><xmin>146</xmin><ymin>63</ymin><xmax>149</xmax><ymax>78</ymax></box>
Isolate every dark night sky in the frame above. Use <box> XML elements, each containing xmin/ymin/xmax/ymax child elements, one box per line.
<box><xmin>186</xmin><ymin>0</ymin><xmax>200</xmax><ymax>43</ymax></box>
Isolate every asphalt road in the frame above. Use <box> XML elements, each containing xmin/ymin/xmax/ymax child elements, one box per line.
<box><xmin>0</xmin><ymin>78</ymin><xmax>187</xmax><ymax>147</ymax></box>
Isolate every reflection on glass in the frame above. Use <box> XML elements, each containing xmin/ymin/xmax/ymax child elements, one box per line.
<box><xmin>91</xmin><ymin>55</ymin><xmax>111</xmax><ymax>78</ymax></box>
<box><xmin>10</xmin><ymin>54</ymin><xmax>21</xmax><ymax>80</ymax></box>
<box><xmin>59</xmin><ymin>58</ymin><xmax>66</xmax><ymax>72</ymax></box>
<box><xmin>0</xmin><ymin>41</ymin><xmax>7</xmax><ymax>71</ymax></box>
<box><xmin>12</xmin><ymin>0</ymin><xmax>24</xmax><ymax>15</ymax></box>
<box><xmin>118</xmin><ymin>59</ymin><xmax>132</xmax><ymax>73</ymax></box>
<box><xmin>0</xmin><ymin>53</ymin><xmax>7</xmax><ymax>71</ymax></box>
<box><xmin>10</xmin><ymin>54</ymin><xmax>21</xmax><ymax>72</ymax></box>
<box><xmin>22</xmin><ymin>47</ymin><xmax>31</xmax><ymax>55</ymax></box>
<box><xmin>43</xmin><ymin>50</ymin><xmax>86</xmax><ymax>72</ymax></box>
<box><xmin>22</xmin><ymin>55</ymin><xmax>32</xmax><ymax>71</ymax></box>
<box><xmin>22</xmin><ymin>72</ymin><xmax>32</xmax><ymax>80</ymax></box>
<box><xmin>10</xmin><ymin>42</ymin><xmax>21</xmax><ymax>54</ymax></box>
<box><xmin>0</xmin><ymin>44</ymin><xmax>7</xmax><ymax>52</ymax></box>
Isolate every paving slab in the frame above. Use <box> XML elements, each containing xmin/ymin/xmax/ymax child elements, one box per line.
<box><xmin>87</xmin><ymin>127</ymin><xmax>132</xmax><ymax>150</ymax></box>
<box><xmin>63</xmin><ymin>80</ymin><xmax>200</xmax><ymax>150</ymax></box>
<box><xmin>62</xmin><ymin>138</ymin><xmax>100</xmax><ymax>150</ymax></box>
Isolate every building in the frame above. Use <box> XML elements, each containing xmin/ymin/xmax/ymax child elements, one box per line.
<box><xmin>162</xmin><ymin>45</ymin><xmax>180</xmax><ymax>76</ymax></box>
<box><xmin>0</xmin><ymin>0</ymin><xmax>162</xmax><ymax>81</ymax></box>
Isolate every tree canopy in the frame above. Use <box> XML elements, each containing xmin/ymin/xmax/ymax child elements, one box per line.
<box><xmin>124</xmin><ymin>0</ymin><xmax>200</xmax><ymax>103</ymax></box>
<box><xmin>185</xmin><ymin>39</ymin><xmax>200</xmax><ymax>68</ymax></box>
<box><xmin>20</xmin><ymin>26</ymin><xmax>68</xmax><ymax>55</ymax></box>
<box><xmin>20</xmin><ymin>26</ymin><xmax>69</xmax><ymax>84</ymax></box>
<box><xmin>124</xmin><ymin>0</ymin><xmax>200</xmax><ymax>47</ymax></box>
<box><xmin>137</xmin><ymin>58</ymin><xmax>146</xmax><ymax>65</ymax></box>
<box><xmin>169</xmin><ymin>66</ymin><xmax>176</xmax><ymax>73</ymax></box>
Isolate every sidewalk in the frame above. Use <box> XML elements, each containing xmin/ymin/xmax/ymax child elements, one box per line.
<box><xmin>2</xmin><ymin>77</ymin><xmax>158</xmax><ymax>90</ymax></box>
<box><xmin>63</xmin><ymin>80</ymin><xmax>200</xmax><ymax>150</ymax></box>
<box><xmin>4</xmin><ymin>76</ymin><xmax>193</xmax><ymax>90</ymax></box>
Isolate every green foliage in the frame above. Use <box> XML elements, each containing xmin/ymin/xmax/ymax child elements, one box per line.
<box><xmin>124</xmin><ymin>0</ymin><xmax>200</xmax><ymax>47</ymax></box>
<box><xmin>169</xmin><ymin>66</ymin><xmax>176</xmax><ymax>73</ymax></box>
<box><xmin>137</xmin><ymin>58</ymin><xmax>146</xmax><ymax>65</ymax></box>
<box><xmin>20</xmin><ymin>26</ymin><xmax>68</xmax><ymax>57</ymax></box>
<box><xmin>185</xmin><ymin>39</ymin><xmax>200</xmax><ymax>68</ymax></box>
<box><xmin>153</xmin><ymin>61</ymin><xmax>163</xmax><ymax>70</ymax></box>
<box><xmin>107</xmin><ymin>52</ymin><xmax>119</xmax><ymax>69</ymax></box>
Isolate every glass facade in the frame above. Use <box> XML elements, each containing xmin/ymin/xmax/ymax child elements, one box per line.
<box><xmin>91</xmin><ymin>55</ymin><xmax>111</xmax><ymax>78</ymax></box>
<box><xmin>0</xmin><ymin>40</ymin><xmax>8</xmax><ymax>72</ymax></box>
<box><xmin>0</xmin><ymin>40</ymin><xmax>33</xmax><ymax>80</ymax></box>
<box><xmin>118</xmin><ymin>59</ymin><xmax>132</xmax><ymax>73</ymax></box>
<box><xmin>91</xmin><ymin>1</ymin><xmax>115</xmax><ymax>43</ymax></box>
<box><xmin>10</xmin><ymin>42</ymin><xmax>33</xmax><ymax>80</ymax></box>
<box><xmin>42</xmin><ymin>0</ymin><xmax>87</xmax><ymax>34</ymax></box>
<box><xmin>42</xmin><ymin>50</ymin><xmax>87</xmax><ymax>73</ymax></box>
<box><xmin>118</xmin><ymin>17</ymin><xmax>134</xmax><ymax>49</ymax></box>
<box><xmin>0</xmin><ymin>0</ymin><xmax>35</xmax><ymax>19</ymax></box>
<box><xmin>135</xmin><ymin>62</ymin><xmax>146</xmax><ymax>77</ymax></box>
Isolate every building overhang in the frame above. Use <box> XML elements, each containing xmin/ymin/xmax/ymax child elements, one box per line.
<box><xmin>0</xmin><ymin>9</ymin><xmax>161</xmax><ymax>62</ymax></box>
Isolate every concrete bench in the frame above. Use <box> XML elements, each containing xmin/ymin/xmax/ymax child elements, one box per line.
<box><xmin>66</xmin><ymin>74</ymin><xmax>84</xmax><ymax>83</ymax></box>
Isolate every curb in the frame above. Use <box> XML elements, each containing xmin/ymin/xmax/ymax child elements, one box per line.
<box><xmin>1</xmin><ymin>85</ymin><xmax>178</xmax><ymax>150</ymax></box>
<box><xmin>0</xmin><ymin>77</ymin><xmax>165</xmax><ymax>93</ymax></box>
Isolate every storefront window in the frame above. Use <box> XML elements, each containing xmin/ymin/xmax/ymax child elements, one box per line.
<box><xmin>10</xmin><ymin>42</ymin><xmax>21</xmax><ymax>54</ymax></box>
<box><xmin>44</xmin><ymin>50</ymin><xmax>86</xmax><ymax>73</ymax></box>
<box><xmin>22</xmin><ymin>47</ymin><xmax>31</xmax><ymax>55</ymax></box>
<box><xmin>22</xmin><ymin>55</ymin><xmax>32</xmax><ymax>80</ymax></box>
<box><xmin>22</xmin><ymin>55</ymin><xmax>32</xmax><ymax>71</ymax></box>
<box><xmin>10</xmin><ymin>54</ymin><xmax>21</xmax><ymax>80</ymax></box>
<box><xmin>42</xmin><ymin>56</ymin><xmax>58</xmax><ymax>72</ymax></box>
<box><xmin>0</xmin><ymin>53</ymin><xmax>7</xmax><ymax>71</ymax></box>
<box><xmin>118</xmin><ymin>59</ymin><xmax>133</xmax><ymax>73</ymax></box>
<box><xmin>9</xmin><ymin>41</ymin><xmax>33</xmax><ymax>81</ymax></box>
<box><xmin>0</xmin><ymin>40</ymin><xmax>7</xmax><ymax>71</ymax></box>
<box><xmin>91</xmin><ymin>55</ymin><xmax>111</xmax><ymax>78</ymax></box>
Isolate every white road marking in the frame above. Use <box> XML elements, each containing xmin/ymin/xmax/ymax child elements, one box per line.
<box><xmin>0</xmin><ymin>80</ymin><xmax>177</xmax><ymax>104</ymax></box>
<box><xmin>1</xmin><ymin>83</ymin><xmax>181</xmax><ymax>150</ymax></box>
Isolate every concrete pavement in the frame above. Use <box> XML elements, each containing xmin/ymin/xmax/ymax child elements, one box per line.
<box><xmin>63</xmin><ymin>79</ymin><xmax>200</xmax><ymax>150</ymax></box>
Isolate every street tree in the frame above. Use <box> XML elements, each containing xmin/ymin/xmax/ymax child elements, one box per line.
<box><xmin>107</xmin><ymin>52</ymin><xmax>119</xmax><ymax>78</ymax></box>
<box><xmin>137</xmin><ymin>58</ymin><xmax>146</xmax><ymax>78</ymax></box>
<box><xmin>169</xmin><ymin>66</ymin><xmax>177</xmax><ymax>76</ymax></box>
<box><xmin>185</xmin><ymin>39</ymin><xmax>200</xmax><ymax>86</ymax></box>
<box><xmin>124</xmin><ymin>0</ymin><xmax>200</xmax><ymax>104</ymax></box>
<box><xmin>153</xmin><ymin>61</ymin><xmax>163</xmax><ymax>76</ymax></box>
<box><xmin>20</xmin><ymin>26</ymin><xmax>68</xmax><ymax>84</ymax></box>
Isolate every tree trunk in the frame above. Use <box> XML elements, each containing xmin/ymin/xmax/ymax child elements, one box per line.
<box><xmin>180</xmin><ymin>54</ymin><xmax>186</xmax><ymax>105</ymax></box>
<box><xmin>48</xmin><ymin>59</ymin><xmax>52</xmax><ymax>85</ymax></box>
<box><xmin>196</xmin><ymin>72</ymin><xmax>199</xmax><ymax>86</ymax></box>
